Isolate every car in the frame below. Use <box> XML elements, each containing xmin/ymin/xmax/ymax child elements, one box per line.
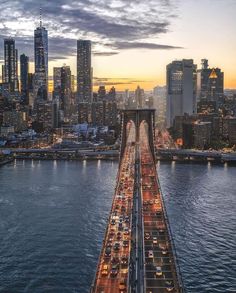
<box><xmin>114</xmin><ymin>242</ymin><xmax>120</xmax><ymax>251</ymax></box>
<box><xmin>123</xmin><ymin>240</ymin><xmax>129</xmax><ymax>247</ymax></box>
<box><xmin>165</xmin><ymin>280</ymin><xmax>174</xmax><ymax>292</ymax></box>
<box><xmin>101</xmin><ymin>264</ymin><xmax>109</xmax><ymax>276</ymax></box>
<box><xmin>121</xmin><ymin>256</ymin><xmax>128</xmax><ymax>265</ymax></box>
<box><xmin>105</xmin><ymin>246</ymin><xmax>111</xmax><ymax>257</ymax></box>
<box><xmin>110</xmin><ymin>264</ymin><xmax>119</xmax><ymax>277</ymax></box>
<box><xmin>159</xmin><ymin>243</ymin><xmax>168</xmax><ymax>254</ymax></box>
<box><xmin>111</xmin><ymin>256</ymin><xmax>120</xmax><ymax>264</ymax></box>
<box><xmin>124</xmin><ymin>227</ymin><xmax>129</xmax><ymax>235</ymax></box>
<box><xmin>153</xmin><ymin>237</ymin><xmax>158</xmax><ymax>244</ymax></box>
<box><xmin>148</xmin><ymin>250</ymin><xmax>154</xmax><ymax>258</ymax></box>
<box><xmin>118</xmin><ymin>223</ymin><xmax>123</xmax><ymax>231</ymax></box>
<box><xmin>119</xmin><ymin>278</ymin><xmax>127</xmax><ymax>292</ymax></box>
<box><xmin>145</xmin><ymin>232</ymin><xmax>151</xmax><ymax>240</ymax></box>
<box><xmin>155</xmin><ymin>266</ymin><xmax>163</xmax><ymax>276</ymax></box>
<box><xmin>109</xmin><ymin>229</ymin><xmax>115</xmax><ymax>237</ymax></box>
<box><xmin>111</xmin><ymin>219</ymin><xmax>116</xmax><ymax>225</ymax></box>
<box><xmin>121</xmin><ymin>206</ymin><xmax>126</xmax><ymax>212</ymax></box>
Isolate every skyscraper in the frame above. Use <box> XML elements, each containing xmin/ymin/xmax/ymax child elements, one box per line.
<box><xmin>53</xmin><ymin>65</ymin><xmax>72</xmax><ymax>113</ymax></box>
<box><xmin>20</xmin><ymin>54</ymin><xmax>29</xmax><ymax>104</ymax></box>
<box><xmin>135</xmin><ymin>86</ymin><xmax>145</xmax><ymax>109</ymax></box>
<box><xmin>34</xmin><ymin>16</ymin><xmax>48</xmax><ymax>100</ymax></box>
<box><xmin>61</xmin><ymin>65</ymin><xmax>71</xmax><ymax>112</ymax></box>
<box><xmin>98</xmin><ymin>85</ymin><xmax>106</xmax><ymax>100</ymax></box>
<box><xmin>53</xmin><ymin>67</ymin><xmax>62</xmax><ymax>94</ymax></box>
<box><xmin>77</xmin><ymin>40</ymin><xmax>92</xmax><ymax>103</ymax></box>
<box><xmin>4</xmin><ymin>38</ymin><xmax>19</xmax><ymax>92</ymax></box>
<box><xmin>166</xmin><ymin>59</ymin><xmax>197</xmax><ymax>127</ymax></box>
<box><xmin>197</xmin><ymin>59</ymin><xmax>224</xmax><ymax>103</ymax></box>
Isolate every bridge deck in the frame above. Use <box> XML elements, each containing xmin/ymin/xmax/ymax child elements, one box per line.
<box><xmin>92</xmin><ymin>123</ymin><xmax>183</xmax><ymax>293</ymax></box>
<box><xmin>91</xmin><ymin>126</ymin><xmax>136</xmax><ymax>293</ymax></box>
<box><xmin>140</xmin><ymin>125</ymin><xmax>182</xmax><ymax>293</ymax></box>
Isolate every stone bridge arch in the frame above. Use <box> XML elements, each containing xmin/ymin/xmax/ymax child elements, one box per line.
<box><xmin>120</xmin><ymin>109</ymin><xmax>156</xmax><ymax>161</ymax></box>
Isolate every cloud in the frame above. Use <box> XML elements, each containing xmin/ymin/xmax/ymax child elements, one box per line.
<box><xmin>0</xmin><ymin>0</ymin><xmax>180</xmax><ymax>61</ymax></box>
<box><xmin>93</xmin><ymin>77</ymin><xmax>150</xmax><ymax>86</ymax></box>
<box><xmin>93</xmin><ymin>51</ymin><xmax>119</xmax><ymax>56</ymax></box>
<box><xmin>110</xmin><ymin>41</ymin><xmax>183</xmax><ymax>50</ymax></box>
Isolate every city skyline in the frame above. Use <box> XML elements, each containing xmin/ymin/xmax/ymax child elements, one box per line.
<box><xmin>0</xmin><ymin>0</ymin><xmax>236</xmax><ymax>90</ymax></box>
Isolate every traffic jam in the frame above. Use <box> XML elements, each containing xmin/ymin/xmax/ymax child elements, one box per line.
<box><xmin>92</xmin><ymin>126</ymin><xmax>135</xmax><ymax>293</ymax></box>
<box><xmin>140</xmin><ymin>124</ymin><xmax>180</xmax><ymax>293</ymax></box>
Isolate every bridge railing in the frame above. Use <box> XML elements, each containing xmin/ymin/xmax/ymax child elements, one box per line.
<box><xmin>90</xmin><ymin>154</ymin><xmax>124</xmax><ymax>292</ymax></box>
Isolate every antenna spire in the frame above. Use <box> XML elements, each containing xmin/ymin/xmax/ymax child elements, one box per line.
<box><xmin>40</xmin><ymin>6</ymin><xmax>42</xmax><ymax>27</ymax></box>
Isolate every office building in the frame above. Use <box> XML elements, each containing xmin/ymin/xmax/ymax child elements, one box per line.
<box><xmin>107</xmin><ymin>86</ymin><xmax>116</xmax><ymax>101</ymax></box>
<box><xmin>135</xmin><ymin>86</ymin><xmax>145</xmax><ymax>108</ymax></box>
<box><xmin>20</xmin><ymin>54</ymin><xmax>29</xmax><ymax>105</ymax></box>
<box><xmin>52</xmin><ymin>98</ymin><xmax>60</xmax><ymax>129</ymax></box>
<box><xmin>183</xmin><ymin>120</ymin><xmax>212</xmax><ymax>149</ymax></box>
<box><xmin>98</xmin><ymin>85</ymin><xmax>106</xmax><ymax>100</ymax></box>
<box><xmin>53</xmin><ymin>65</ymin><xmax>72</xmax><ymax>113</ymax></box>
<box><xmin>61</xmin><ymin>65</ymin><xmax>72</xmax><ymax>112</ymax></box>
<box><xmin>104</xmin><ymin>101</ymin><xmax>118</xmax><ymax>127</ymax></box>
<box><xmin>4</xmin><ymin>38</ymin><xmax>19</xmax><ymax>92</ymax></box>
<box><xmin>166</xmin><ymin>59</ymin><xmax>197</xmax><ymax>127</ymax></box>
<box><xmin>78</xmin><ymin>102</ymin><xmax>90</xmax><ymax>124</ymax></box>
<box><xmin>197</xmin><ymin>59</ymin><xmax>224</xmax><ymax>103</ymax></box>
<box><xmin>153</xmin><ymin>86</ymin><xmax>166</xmax><ymax>125</ymax></box>
<box><xmin>91</xmin><ymin>102</ymin><xmax>104</xmax><ymax>125</ymax></box>
<box><xmin>34</xmin><ymin>18</ymin><xmax>48</xmax><ymax>100</ymax></box>
<box><xmin>53</xmin><ymin>67</ymin><xmax>62</xmax><ymax>94</ymax></box>
<box><xmin>77</xmin><ymin>40</ymin><xmax>92</xmax><ymax>103</ymax></box>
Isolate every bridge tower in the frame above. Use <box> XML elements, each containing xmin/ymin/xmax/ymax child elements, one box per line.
<box><xmin>120</xmin><ymin>109</ymin><xmax>156</xmax><ymax>161</ymax></box>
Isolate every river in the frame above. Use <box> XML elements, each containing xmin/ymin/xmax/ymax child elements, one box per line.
<box><xmin>0</xmin><ymin>160</ymin><xmax>235</xmax><ymax>292</ymax></box>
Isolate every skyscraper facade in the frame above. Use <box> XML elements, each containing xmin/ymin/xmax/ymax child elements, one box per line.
<box><xmin>53</xmin><ymin>67</ymin><xmax>62</xmax><ymax>95</ymax></box>
<box><xmin>53</xmin><ymin>65</ymin><xmax>72</xmax><ymax>113</ymax></box>
<box><xmin>20</xmin><ymin>54</ymin><xmax>29</xmax><ymax>105</ymax></box>
<box><xmin>166</xmin><ymin>59</ymin><xmax>197</xmax><ymax>127</ymax></box>
<box><xmin>4</xmin><ymin>38</ymin><xmax>19</xmax><ymax>92</ymax></box>
<box><xmin>197</xmin><ymin>59</ymin><xmax>224</xmax><ymax>103</ymax></box>
<box><xmin>34</xmin><ymin>20</ymin><xmax>48</xmax><ymax>100</ymax></box>
<box><xmin>61</xmin><ymin>65</ymin><xmax>71</xmax><ymax>112</ymax></box>
<box><xmin>135</xmin><ymin>86</ymin><xmax>145</xmax><ymax>108</ymax></box>
<box><xmin>77</xmin><ymin>40</ymin><xmax>92</xmax><ymax>103</ymax></box>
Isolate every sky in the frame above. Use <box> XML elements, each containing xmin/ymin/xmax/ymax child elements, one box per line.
<box><xmin>0</xmin><ymin>0</ymin><xmax>236</xmax><ymax>91</ymax></box>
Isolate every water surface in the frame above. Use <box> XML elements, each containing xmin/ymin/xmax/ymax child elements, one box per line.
<box><xmin>0</xmin><ymin>160</ymin><xmax>235</xmax><ymax>292</ymax></box>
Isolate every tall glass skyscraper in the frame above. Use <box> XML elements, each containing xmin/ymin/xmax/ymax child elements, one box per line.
<box><xmin>34</xmin><ymin>19</ymin><xmax>48</xmax><ymax>100</ymax></box>
<box><xmin>20</xmin><ymin>54</ymin><xmax>29</xmax><ymax>105</ymax></box>
<box><xmin>4</xmin><ymin>38</ymin><xmax>19</xmax><ymax>92</ymax></box>
<box><xmin>77</xmin><ymin>40</ymin><xmax>92</xmax><ymax>103</ymax></box>
<box><xmin>166</xmin><ymin>59</ymin><xmax>197</xmax><ymax>127</ymax></box>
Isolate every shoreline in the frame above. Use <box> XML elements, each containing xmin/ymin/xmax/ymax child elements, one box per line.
<box><xmin>0</xmin><ymin>158</ymin><xmax>14</xmax><ymax>167</ymax></box>
<box><xmin>11</xmin><ymin>156</ymin><xmax>236</xmax><ymax>166</ymax></box>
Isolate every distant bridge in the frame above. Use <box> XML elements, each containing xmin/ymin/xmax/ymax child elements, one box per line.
<box><xmin>156</xmin><ymin>149</ymin><xmax>236</xmax><ymax>163</ymax></box>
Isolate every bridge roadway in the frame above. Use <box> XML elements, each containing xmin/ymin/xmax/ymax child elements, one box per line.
<box><xmin>91</xmin><ymin>125</ymin><xmax>136</xmax><ymax>293</ymax></box>
<box><xmin>140</xmin><ymin>125</ymin><xmax>183</xmax><ymax>293</ymax></box>
<box><xmin>92</xmin><ymin>122</ymin><xmax>183</xmax><ymax>293</ymax></box>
